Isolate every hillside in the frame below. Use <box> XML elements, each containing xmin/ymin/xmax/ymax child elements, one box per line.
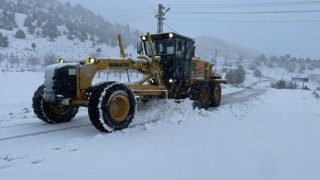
<box><xmin>0</xmin><ymin>0</ymin><xmax>270</xmax><ymax>72</ymax></box>
<box><xmin>0</xmin><ymin>0</ymin><xmax>140</xmax><ymax>70</ymax></box>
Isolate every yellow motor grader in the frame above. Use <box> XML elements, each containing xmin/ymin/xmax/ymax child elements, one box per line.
<box><xmin>32</xmin><ymin>32</ymin><xmax>226</xmax><ymax>132</ymax></box>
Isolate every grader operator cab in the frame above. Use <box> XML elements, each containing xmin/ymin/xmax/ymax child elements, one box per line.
<box><xmin>32</xmin><ymin>32</ymin><xmax>226</xmax><ymax>132</ymax></box>
<box><xmin>138</xmin><ymin>33</ymin><xmax>195</xmax><ymax>89</ymax></box>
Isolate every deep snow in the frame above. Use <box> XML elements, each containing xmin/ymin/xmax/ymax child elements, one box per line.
<box><xmin>0</xmin><ymin>70</ymin><xmax>319</xmax><ymax>180</ymax></box>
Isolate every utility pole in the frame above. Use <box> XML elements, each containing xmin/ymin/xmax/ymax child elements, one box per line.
<box><xmin>214</xmin><ymin>49</ymin><xmax>218</xmax><ymax>65</ymax></box>
<box><xmin>214</xmin><ymin>49</ymin><xmax>218</xmax><ymax>71</ymax></box>
<box><xmin>156</xmin><ymin>4</ymin><xmax>170</xmax><ymax>33</ymax></box>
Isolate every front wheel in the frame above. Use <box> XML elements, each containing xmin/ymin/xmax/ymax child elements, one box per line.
<box><xmin>88</xmin><ymin>83</ymin><xmax>136</xmax><ymax>132</ymax></box>
<box><xmin>32</xmin><ymin>85</ymin><xmax>79</xmax><ymax>124</ymax></box>
<box><xmin>32</xmin><ymin>85</ymin><xmax>49</xmax><ymax>122</ymax></box>
<box><xmin>42</xmin><ymin>101</ymin><xmax>79</xmax><ymax>123</ymax></box>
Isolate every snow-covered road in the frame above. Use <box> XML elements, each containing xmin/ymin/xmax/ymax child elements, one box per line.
<box><xmin>1</xmin><ymin>72</ymin><xmax>319</xmax><ymax>180</ymax></box>
<box><xmin>0</xmin><ymin>88</ymin><xmax>264</xmax><ymax>147</ymax></box>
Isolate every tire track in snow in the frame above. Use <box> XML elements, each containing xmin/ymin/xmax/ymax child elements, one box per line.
<box><xmin>0</xmin><ymin>124</ymin><xmax>92</xmax><ymax>142</ymax></box>
<box><xmin>0</xmin><ymin>88</ymin><xmax>267</xmax><ymax>142</ymax></box>
<box><xmin>0</xmin><ymin>122</ymin><xmax>43</xmax><ymax>129</ymax></box>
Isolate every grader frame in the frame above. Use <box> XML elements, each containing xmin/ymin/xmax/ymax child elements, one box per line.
<box><xmin>32</xmin><ymin>32</ymin><xmax>226</xmax><ymax>132</ymax></box>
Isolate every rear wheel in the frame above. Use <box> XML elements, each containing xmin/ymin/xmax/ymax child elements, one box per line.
<box><xmin>189</xmin><ymin>81</ymin><xmax>210</xmax><ymax>109</ymax></box>
<box><xmin>209</xmin><ymin>80</ymin><xmax>221</xmax><ymax>107</ymax></box>
<box><xmin>88</xmin><ymin>83</ymin><xmax>136</xmax><ymax>132</ymax></box>
<box><xmin>32</xmin><ymin>85</ymin><xmax>79</xmax><ymax>124</ymax></box>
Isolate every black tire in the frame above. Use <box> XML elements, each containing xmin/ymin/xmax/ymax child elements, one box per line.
<box><xmin>209</xmin><ymin>80</ymin><xmax>221</xmax><ymax>107</ymax></box>
<box><xmin>32</xmin><ymin>85</ymin><xmax>50</xmax><ymax>123</ymax></box>
<box><xmin>32</xmin><ymin>85</ymin><xmax>79</xmax><ymax>124</ymax></box>
<box><xmin>88</xmin><ymin>83</ymin><xmax>136</xmax><ymax>132</ymax></box>
<box><xmin>190</xmin><ymin>81</ymin><xmax>210</xmax><ymax>109</ymax></box>
<box><xmin>42</xmin><ymin>101</ymin><xmax>79</xmax><ymax>124</ymax></box>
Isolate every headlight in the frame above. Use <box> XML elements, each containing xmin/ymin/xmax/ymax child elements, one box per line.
<box><xmin>141</xmin><ymin>36</ymin><xmax>146</xmax><ymax>41</ymax></box>
<box><xmin>169</xmin><ymin>79</ymin><xmax>173</xmax><ymax>83</ymax></box>
<box><xmin>58</xmin><ymin>58</ymin><xmax>65</xmax><ymax>63</ymax></box>
<box><xmin>87</xmin><ymin>57</ymin><xmax>96</xmax><ymax>64</ymax></box>
<box><xmin>168</xmin><ymin>33</ymin><xmax>174</xmax><ymax>38</ymax></box>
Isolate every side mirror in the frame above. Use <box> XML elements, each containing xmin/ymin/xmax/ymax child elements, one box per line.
<box><xmin>137</xmin><ymin>42</ymin><xmax>143</xmax><ymax>54</ymax></box>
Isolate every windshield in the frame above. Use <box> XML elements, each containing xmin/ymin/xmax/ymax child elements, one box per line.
<box><xmin>144</xmin><ymin>39</ymin><xmax>175</xmax><ymax>56</ymax></box>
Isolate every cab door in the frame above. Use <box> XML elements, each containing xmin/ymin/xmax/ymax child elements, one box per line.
<box><xmin>175</xmin><ymin>39</ymin><xmax>192</xmax><ymax>82</ymax></box>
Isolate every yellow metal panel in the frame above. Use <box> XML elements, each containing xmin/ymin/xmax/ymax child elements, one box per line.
<box><xmin>79</xmin><ymin>64</ymin><xmax>98</xmax><ymax>90</ymax></box>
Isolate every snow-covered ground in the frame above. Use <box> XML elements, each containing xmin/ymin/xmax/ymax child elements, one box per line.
<box><xmin>0</xmin><ymin>69</ymin><xmax>319</xmax><ymax>179</ymax></box>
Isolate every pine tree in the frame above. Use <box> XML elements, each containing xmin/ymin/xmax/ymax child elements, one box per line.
<box><xmin>36</xmin><ymin>21</ymin><xmax>42</xmax><ymax>28</ymax></box>
<box><xmin>42</xmin><ymin>20</ymin><xmax>59</xmax><ymax>40</ymax></box>
<box><xmin>31</xmin><ymin>43</ymin><xmax>36</xmax><ymax>51</ymax></box>
<box><xmin>96</xmin><ymin>47</ymin><xmax>102</xmax><ymax>54</ymax></box>
<box><xmin>90</xmin><ymin>33</ymin><xmax>95</xmax><ymax>42</ymax></box>
<box><xmin>253</xmin><ymin>69</ymin><xmax>262</xmax><ymax>77</ymax></box>
<box><xmin>236</xmin><ymin>65</ymin><xmax>246</xmax><ymax>83</ymax></box>
<box><xmin>27</xmin><ymin>25</ymin><xmax>36</xmax><ymax>34</ymax></box>
<box><xmin>67</xmin><ymin>34</ymin><xmax>74</xmax><ymax>41</ymax></box>
<box><xmin>15</xmin><ymin>29</ymin><xmax>26</xmax><ymax>39</ymax></box>
<box><xmin>0</xmin><ymin>11</ymin><xmax>18</xmax><ymax>30</ymax></box>
<box><xmin>24</xmin><ymin>16</ymin><xmax>33</xmax><ymax>27</ymax></box>
<box><xmin>0</xmin><ymin>54</ymin><xmax>3</xmax><ymax>66</ymax></box>
<box><xmin>225</xmin><ymin>65</ymin><xmax>246</xmax><ymax>84</ymax></box>
<box><xmin>0</xmin><ymin>33</ymin><xmax>9</xmax><ymax>47</ymax></box>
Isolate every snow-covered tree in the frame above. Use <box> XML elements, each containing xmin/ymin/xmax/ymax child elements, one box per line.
<box><xmin>96</xmin><ymin>47</ymin><xmax>102</xmax><ymax>54</ymax></box>
<box><xmin>0</xmin><ymin>11</ymin><xmax>18</xmax><ymax>30</ymax></box>
<box><xmin>28</xmin><ymin>55</ymin><xmax>39</xmax><ymax>70</ymax></box>
<box><xmin>24</xmin><ymin>16</ymin><xmax>33</xmax><ymax>28</ymax></box>
<box><xmin>27</xmin><ymin>25</ymin><xmax>36</xmax><ymax>34</ymax></box>
<box><xmin>225</xmin><ymin>65</ymin><xmax>246</xmax><ymax>84</ymax></box>
<box><xmin>31</xmin><ymin>43</ymin><xmax>36</xmax><ymax>51</ymax></box>
<box><xmin>42</xmin><ymin>20</ymin><xmax>59</xmax><ymax>40</ymax></box>
<box><xmin>15</xmin><ymin>29</ymin><xmax>26</xmax><ymax>39</ymax></box>
<box><xmin>253</xmin><ymin>68</ymin><xmax>262</xmax><ymax>77</ymax></box>
<box><xmin>0</xmin><ymin>33</ymin><xmax>9</xmax><ymax>47</ymax></box>
<box><xmin>8</xmin><ymin>53</ymin><xmax>20</xmax><ymax>68</ymax></box>
<box><xmin>44</xmin><ymin>53</ymin><xmax>58</xmax><ymax>67</ymax></box>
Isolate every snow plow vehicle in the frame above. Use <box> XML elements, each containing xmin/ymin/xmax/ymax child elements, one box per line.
<box><xmin>32</xmin><ymin>32</ymin><xmax>226</xmax><ymax>132</ymax></box>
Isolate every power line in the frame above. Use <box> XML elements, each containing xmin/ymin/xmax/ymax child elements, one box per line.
<box><xmin>105</xmin><ymin>2</ymin><xmax>320</xmax><ymax>26</ymax></box>
<box><xmin>109</xmin><ymin>11</ymin><xmax>154</xmax><ymax>23</ymax></box>
<box><xmin>166</xmin><ymin>0</ymin><xmax>320</xmax><ymax>8</ymax></box>
<box><xmin>171</xmin><ymin>9</ymin><xmax>320</xmax><ymax>15</ymax></box>
<box><xmin>108</xmin><ymin>11</ymin><xmax>154</xmax><ymax>22</ymax></box>
<box><xmin>167</xmin><ymin>18</ymin><xmax>320</xmax><ymax>23</ymax></box>
<box><xmin>107</xmin><ymin>6</ymin><xmax>156</xmax><ymax>21</ymax></box>
<box><xmin>115</xmin><ymin>15</ymin><xmax>154</xmax><ymax>24</ymax></box>
<box><xmin>163</xmin><ymin>22</ymin><xmax>178</xmax><ymax>33</ymax></box>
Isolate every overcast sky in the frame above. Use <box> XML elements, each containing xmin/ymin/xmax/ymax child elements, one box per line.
<box><xmin>59</xmin><ymin>0</ymin><xmax>320</xmax><ymax>59</ymax></box>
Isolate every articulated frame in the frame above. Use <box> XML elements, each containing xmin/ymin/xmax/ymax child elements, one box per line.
<box><xmin>71</xmin><ymin>33</ymin><xmax>167</xmax><ymax>106</ymax></box>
